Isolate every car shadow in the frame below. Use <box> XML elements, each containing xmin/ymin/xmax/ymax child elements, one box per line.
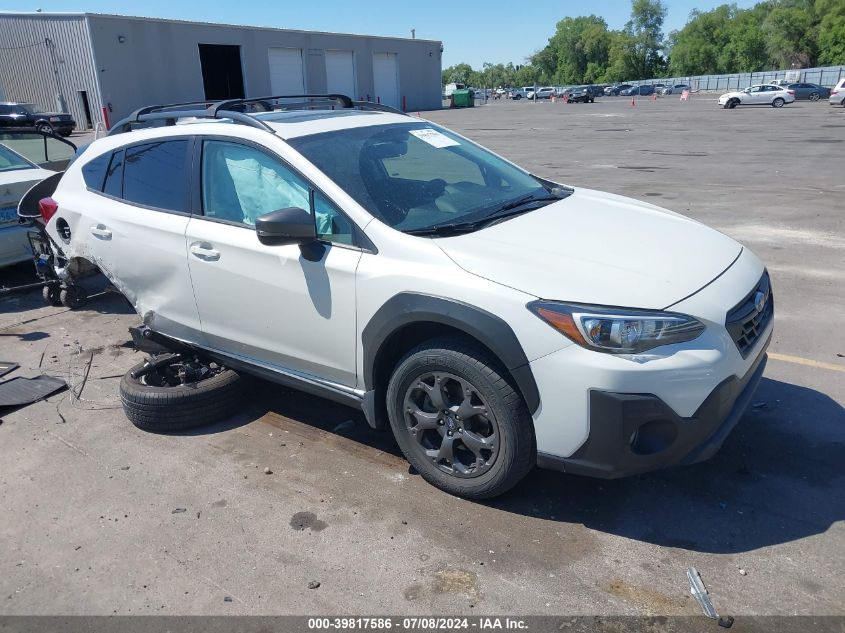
<box><xmin>487</xmin><ymin>376</ymin><xmax>845</xmax><ymax>554</ymax></box>
<box><xmin>196</xmin><ymin>374</ymin><xmax>844</xmax><ymax>555</ymax></box>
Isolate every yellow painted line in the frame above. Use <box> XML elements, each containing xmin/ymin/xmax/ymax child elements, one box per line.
<box><xmin>768</xmin><ymin>352</ymin><xmax>845</xmax><ymax>373</ymax></box>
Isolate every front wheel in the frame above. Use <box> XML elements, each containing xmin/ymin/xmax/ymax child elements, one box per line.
<box><xmin>728</xmin><ymin>99</ymin><xmax>739</xmax><ymax>109</ymax></box>
<box><xmin>386</xmin><ymin>338</ymin><xmax>535</xmax><ymax>499</ymax></box>
<box><xmin>36</xmin><ymin>123</ymin><xmax>53</xmax><ymax>135</ymax></box>
<box><xmin>772</xmin><ymin>97</ymin><xmax>785</xmax><ymax>108</ymax></box>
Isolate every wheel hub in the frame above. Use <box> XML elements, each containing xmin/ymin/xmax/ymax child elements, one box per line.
<box><xmin>403</xmin><ymin>371</ymin><xmax>499</xmax><ymax>479</ymax></box>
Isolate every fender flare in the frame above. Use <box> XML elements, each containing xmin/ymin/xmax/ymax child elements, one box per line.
<box><xmin>361</xmin><ymin>293</ymin><xmax>540</xmax><ymax>415</ymax></box>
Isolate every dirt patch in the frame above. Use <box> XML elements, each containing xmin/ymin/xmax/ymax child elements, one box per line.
<box><xmin>433</xmin><ymin>569</ymin><xmax>478</xmax><ymax>596</ymax></box>
<box><xmin>604</xmin><ymin>578</ymin><xmax>688</xmax><ymax>614</ymax></box>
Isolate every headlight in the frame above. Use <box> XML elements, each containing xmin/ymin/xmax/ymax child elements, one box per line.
<box><xmin>527</xmin><ymin>301</ymin><xmax>705</xmax><ymax>354</ymax></box>
<box><xmin>49</xmin><ymin>116</ymin><xmax>61</xmax><ymax>122</ymax></box>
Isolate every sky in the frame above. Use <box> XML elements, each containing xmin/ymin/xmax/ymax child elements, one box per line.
<box><xmin>3</xmin><ymin>0</ymin><xmax>761</xmax><ymax>68</ymax></box>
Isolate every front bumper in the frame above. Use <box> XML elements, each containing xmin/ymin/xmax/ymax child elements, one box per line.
<box><xmin>537</xmin><ymin>342</ymin><xmax>768</xmax><ymax>478</ymax></box>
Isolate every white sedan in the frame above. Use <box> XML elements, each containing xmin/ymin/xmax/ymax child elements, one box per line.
<box><xmin>0</xmin><ymin>142</ymin><xmax>54</xmax><ymax>267</ymax></box>
<box><xmin>719</xmin><ymin>84</ymin><xmax>795</xmax><ymax>108</ymax></box>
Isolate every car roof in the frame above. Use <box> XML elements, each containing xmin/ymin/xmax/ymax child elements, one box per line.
<box><xmin>257</xmin><ymin>109</ymin><xmax>413</xmax><ymax>139</ymax></box>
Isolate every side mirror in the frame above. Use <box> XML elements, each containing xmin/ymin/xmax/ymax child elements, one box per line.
<box><xmin>255</xmin><ymin>207</ymin><xmax>316</xmax><ymax>246</ymax></box>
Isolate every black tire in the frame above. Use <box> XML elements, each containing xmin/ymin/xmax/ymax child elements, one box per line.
<box><xmin>42</xmin><ymin>284</ymin><xmax>62</xmax><ymax>306</ymax></box>
<box><xmin>120</xmin><ymin>357</ymin><xmax>246</xmax><ymax>432</ymax></box>
<box><xmin>728</xmin><ymin>99</ymin><xmax>739</xmax><ymax>109</ymax></box>
<box><xmin>59</xmin><ymin>286</ymin><xmax>83</xmax><ymax>309</ymax></box>
<box><xmin>809</xmin><ymin>92</ymin><xmax>819</xmax><ymax>101</ymax></box>
<box><xmin>36</xmin><ymin>122</ymin><xmax>53</xmax><ymax>135</ymax></box>
<box><xmin>386</xmin><ymin>338</ymin><xmax>535</xmax><ymax>499</ymax></box>
<box><xmin>772</xmin><ymin>97</ymin><xmax>785</xmax><ymax>108</ymax></box>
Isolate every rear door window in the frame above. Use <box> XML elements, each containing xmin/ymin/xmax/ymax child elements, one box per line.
<box><xmin>122</xmin><ymin>140</ymin><xmax>189</xmax><ymax>212</ymax></box>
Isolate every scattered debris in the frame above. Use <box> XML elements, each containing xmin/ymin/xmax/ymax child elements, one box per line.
<box><xmin>0</xmin><ymin>375</ymin><xmax>67</xmax><ymax>409</ymax></box>
<box><xmin>719</xmin><ymin>616</ymin><xmax>735</xmax><ymax>628</ymax></box>
<box><xmin>738</xmin><ymin>568</ymin><xmax>747</xmax><ymax>576</ymax></box>
<box><xmin>307</xmin><ymin>580</ymin><xmax>321</xmax><ymax>589</ymax></box>
<box><xmin>171</xmin><ymin>508</ymin><xmax>187</xmax><ymax>514</ymax></box>
<box><xmin>687</xmin><ymin>567</ymin><xmax>718</xmax><ymax>619</ymax></box>
<box><xmin>119</xmin><ymin>466</ymin><xmax>130</xmax><ymax>471</ymax></box>
<box><xmin>263</xmin><ymin>467</ymin><xmax>273</xmax><ymax>475</ymax></box>
<box><xmin>751</xmin><ymin>401</ymin><xmax>768</xmax><ymax>410</ymax></box>
<box><xmin>223</xmin><ymin>596</ymin><xmax>233</xmax><ymax>603</ymax></box>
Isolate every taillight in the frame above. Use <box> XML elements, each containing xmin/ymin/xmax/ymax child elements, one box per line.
<box><xmin>833</xmin><ymin>90</ymin><xmax>840</xmax><ymax>95</ymax></box>
<box><xmin>787</xmin><ymin>90</ymin><xmax>795</xmax><ymax>95</ymax></box>
<box><xmin>38</xmin><ymin>197</ymin><xmax>58</xmax><ymax>223</ymax></box>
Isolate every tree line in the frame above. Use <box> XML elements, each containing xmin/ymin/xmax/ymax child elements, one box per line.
<box><xmin>442</xmin><ymin>0</ymin><xmax>845</xmax><ymax>87</ymax></box>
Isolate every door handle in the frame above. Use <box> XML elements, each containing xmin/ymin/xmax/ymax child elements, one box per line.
<box><xmin>90</xmin><ymin>224</ymin><xmax>112</xmax><ymax>239</ymax></box>
<box><xmin>189</xmin><ymin>242</ymin><xmax>220</xmax><ymax>261</ymax></box>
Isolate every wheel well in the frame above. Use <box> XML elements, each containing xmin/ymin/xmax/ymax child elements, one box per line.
<box><xmin>369</xmin><ymin>322</ymin><xmax>524</xmax><ymax>430</ymax></box>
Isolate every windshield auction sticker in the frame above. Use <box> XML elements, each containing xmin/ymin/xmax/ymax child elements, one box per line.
<box><xmin>410</xmin><ymin>128</ymin><xmax>460</xmax><ymax>148</ymax></box>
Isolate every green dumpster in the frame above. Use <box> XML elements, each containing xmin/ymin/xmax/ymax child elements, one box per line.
<box><xmin>451</xmin><ymin>89</ymin><xmax>475</xmax><ymax>108</ymax></box>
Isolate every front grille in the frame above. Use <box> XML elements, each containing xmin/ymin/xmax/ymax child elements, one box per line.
<box><xmin>725</xmin><ymin>271</ymin><xmax>774</xmax><ymax>357</ymax></box>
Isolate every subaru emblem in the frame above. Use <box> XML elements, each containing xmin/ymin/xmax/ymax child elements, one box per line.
<box><xmin>754</xmin><ymin>291</ymin><xmax>766</xmax><ymax>313</ymax></box>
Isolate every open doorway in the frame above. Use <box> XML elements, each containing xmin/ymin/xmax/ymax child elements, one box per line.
<box><xmin>198</xmin><ymin>44</ymin><xmax>245</xmax><ymax>100</ymax></box>
<box><xmin>76</xmin><ymin>90</ymin><xmax>93</xmax><ymax>129</ymax></box>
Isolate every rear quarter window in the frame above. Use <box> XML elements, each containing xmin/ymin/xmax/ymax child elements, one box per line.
<box><xmin>81</xmin><ymin>153</ymin><xmax>111</xmax><ymax>191</ymax></box>
<box><xmin>121</xmin><ymin>140</ymin><xmax>189</xmax><ymax>212</ymax></box>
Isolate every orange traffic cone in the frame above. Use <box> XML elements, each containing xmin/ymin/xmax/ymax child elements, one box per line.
<box><xmin>630</xmin><ymin>96</ymin><xmax>636</xmax><ymax>107</ymax></box>
<box><xmin>652</xmin><ymin>92</ymin><xmax>657</xmax><ymax>100</ymax></box>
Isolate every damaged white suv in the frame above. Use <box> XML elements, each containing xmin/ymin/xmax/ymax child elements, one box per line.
<box><xmin>35</xmin><ymin>95</ymin><xmax>772</xmax><ymax>498</ymax></box>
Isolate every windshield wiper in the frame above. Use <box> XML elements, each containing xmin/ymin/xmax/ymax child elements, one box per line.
<box><xmin>405</xmin><ymin>191</ymin><xmax>567</xmax><ymax>237</ymax></box>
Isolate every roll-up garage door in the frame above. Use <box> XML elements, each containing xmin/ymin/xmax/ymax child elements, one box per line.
<box><xmin>325</xmin><ymin>50</ymin><xmax>356</xmax><ymax>98</ymax></box>
<box><xmin>372</xmin><ymin>52</ymin><xmax>399</xmax><ymax>109</ymax></box>
<box><xmin>268</xmin><ymin>48</ymin><xmax>305</xmax><ymax>95</ymax></box>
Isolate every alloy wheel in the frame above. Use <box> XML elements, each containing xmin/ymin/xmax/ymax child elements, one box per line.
<box><xmin>403</xmin><ymin>371</ymin><xmax>499</xmax><ymax>478</ymax></box>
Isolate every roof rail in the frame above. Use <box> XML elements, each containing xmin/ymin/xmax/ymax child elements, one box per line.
<box><xmin>106</xmin><ymin>93</ymin><xmax>407</xmax><ymax>136</ymax></box>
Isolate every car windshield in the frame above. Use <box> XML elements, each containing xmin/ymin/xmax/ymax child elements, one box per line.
<box><xmin>288</xmin><ymin>122</ymin><xmax>560</xmax><ymax>234</ymax></box>
<box><xmin>19</xmin><ymin>104</ymin><xmax>39</xmax><ymax>115</ymax></box>
<box><xmin>0</xmin><ymin>143</ymin><xmax>37</xmax><ymax>172</ymax></box>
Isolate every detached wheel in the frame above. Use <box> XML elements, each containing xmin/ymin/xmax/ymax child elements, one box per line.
<box><xmin>772</xmin><ymin>97</ymin><xmax>785</xmax><ymax>108</ymax></box>
<box><xmin>386</xmin><ymin>338</ymin><xmax>535</xmax><ymax>499</ymax></box>
<box><xmin>120</xmin><ymin>354</ymin><xmax>246</xmax><ymax>432</ymax></box>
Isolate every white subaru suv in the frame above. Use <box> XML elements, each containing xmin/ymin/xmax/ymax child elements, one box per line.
<box><xmin>36</xmin><ymin>95</ymin><xmax>772</xmax><ymax>498</ymax></box>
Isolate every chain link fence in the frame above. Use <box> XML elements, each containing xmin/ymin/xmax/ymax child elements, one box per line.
<box><xmin>632</xmin><ymin>65</ymin><xmax>845</xmax><ymax>92</ymax></box>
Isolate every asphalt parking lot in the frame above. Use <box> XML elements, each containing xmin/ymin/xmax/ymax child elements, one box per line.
<box><xmin>1</xmin><ymin>96</ymin><xmax>843</xmax><ymax>618</ymax></box>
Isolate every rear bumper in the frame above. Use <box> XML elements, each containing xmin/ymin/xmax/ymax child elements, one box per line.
<box><xmin>537</xmin><ymin>342</ymin><xmax>768</xmax><ymax>479</ymax></box>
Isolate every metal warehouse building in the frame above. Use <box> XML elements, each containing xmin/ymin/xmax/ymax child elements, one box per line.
<box><xmin>0</xmin><ymin>13</ymin><xmax>443</xmax><ymax>131</ymax></box>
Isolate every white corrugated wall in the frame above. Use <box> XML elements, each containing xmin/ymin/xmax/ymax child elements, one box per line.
<box><xmin>0</xmin><ymin>14</ymin><xmax>103</xmax><ymax>129</ymax></box>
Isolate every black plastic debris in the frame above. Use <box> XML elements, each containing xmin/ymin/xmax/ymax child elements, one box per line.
<box><xmin>0</xmin><ymin>362</ymin><xmax>19</xmax><ymax>379</ymax></box>
<box><xmin>0</xmin><ymin>375</ymin><xmax>66</xmax><ymax>409</ymax></box>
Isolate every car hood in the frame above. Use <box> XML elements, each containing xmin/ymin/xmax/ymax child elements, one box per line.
<box><xmin>435</xmin><ymin>188</ymin><xmax>743</xmax><ymax>310</ymax></box>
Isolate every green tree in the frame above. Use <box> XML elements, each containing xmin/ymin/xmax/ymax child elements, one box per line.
<box><xmin>442</xmin><ymin>63</ymin><xmax>474</xmax><ymax>85</ymax></box>
<box><xmin>668</xmin><ymin>5</ymin><xmax>735</xmax><ymax>75</ymax></box>
<box><xmin>764</xmin><ymin>2</ymin><xmax>818</xmax><ymax>67</ymax></box>
<box><xmin>816</xmin><ymin>0</ymin><xmax>845</xmax><ymax>64</ymax></box>
<box><xmin>626</xmin><ymin>0</ymin><xmax>669</xmax><ymax>77</ymax></box>
<box><xmin>541</xmin><ymin>15</ymin><xmax>612</xmax><ymax>84</ymax></box>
